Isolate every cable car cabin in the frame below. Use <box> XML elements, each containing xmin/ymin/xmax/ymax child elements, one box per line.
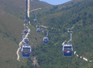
<box><xmin>24</xmin><ymin>29</ymin><xmax>28</xmax><ymax>34</ymax></box>
<box><xmin>23</xmin><ymin>38</ymin><xmax>29</xmax><ymax>44</ymax></box>
<box><xmin>36</xmin><ymin>28</ymin><xmax>40</xmax><ymax>33</ymax></box>
<box><xmin>24</xmin><ymin>19</ymin><xmax>28</xmax><ymax>23</ymax></box>
<box><xmin>43</xmin><ymin>37</ymin><xmax>49</xmax><ymax>44</ymax></box>
<box><xmin>21</xmin><ymin>46</ymin><xmax>31</xmax><ymax>58</ymax></box>
<box><xmin>34</xmin><ymin>19</ymin><xmax>37</xmax><ymax>23</ymax></box>
<box><xmin>32</xmin><ymin>10</ymin><xmax>35</xmax><ymax>13</ymax></box>
<box><xmin>62</xmin><ymin>44</ymin><xmax>73</xmax><ymax>57</ymax></box>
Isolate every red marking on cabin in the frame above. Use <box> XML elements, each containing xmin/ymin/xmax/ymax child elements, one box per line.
<box><xmin>24</xmin><ymin>51</ymin><xmax>26</xmax><ymax>53</ymax></box>
<box><xmin>65</xmin><ymin>51</ymin><xmax>67</xmax><ymax>53</ymax></box>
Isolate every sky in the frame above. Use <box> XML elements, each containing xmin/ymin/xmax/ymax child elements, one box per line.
<box><xmin>40</xmin><ymin>0</ymin><xmax>71</xmax><ymax>5</ymax></box>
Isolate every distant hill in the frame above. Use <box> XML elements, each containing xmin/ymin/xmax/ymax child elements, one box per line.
<box><xmin>0</xmin><ymin>0</ymin><xmax>52</xmax><ymax>18</ymax></box>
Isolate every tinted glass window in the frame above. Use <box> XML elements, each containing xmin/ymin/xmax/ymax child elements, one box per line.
<box><xmin>23</xmin><ymin>48</ymin><xmax>30</xmax><ymax>52</ymax></box>
<box><xmin>64</xmin><ymin>46</ymin><xmax>71</xmax><ymax>48</ymax></box>
<box><xmin>64</xmin><ymin>46</ymin><xmax>72</xmax><ymax>51</ymax></box>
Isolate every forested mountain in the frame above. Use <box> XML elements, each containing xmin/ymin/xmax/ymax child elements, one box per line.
<box><xmin>0</xmin><ymin>0</ymin><xmax>93</xmax><ymax>68</ymax></box>
<box><xmin>0</xmin><ymin>0</ymin><xmax>51</xmax><ymax>68</ymax></box>
<box><xmin>0</xmin><ymin>0</ymin><xmax>52</xmax><ymax>19</ymax></box>
<box><xmin>30</xmin><ymin>0</ymin><xmax>93</xmax><ymax>68</ymax></box>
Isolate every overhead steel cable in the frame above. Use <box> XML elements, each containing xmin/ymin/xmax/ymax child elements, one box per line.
<box><xmin>16</xmin><ymin>0</ymin><xmax>31</xmax><ymax>61</ymax></box>
<box><xmin>31</xmin><ymin>0</ymin><xmax>39</xmax><ymax>24</ymax></box>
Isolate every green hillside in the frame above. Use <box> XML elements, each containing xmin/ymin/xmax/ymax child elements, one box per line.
<box><xmin>0</xmin><ymin>0</ymin><xmax>53</xmax><ymax>68</ymax></box>
<box><xmin>30</xmin><ymin>0</ymin><xmax>93</xmax><ymax>68</ymax></box>
<box><xmin>0</xmin><ymin>9</ymin><xmax>43</xmax><ymax>68</ymax></box>
<box><xmin>0</xmin><ymin>0</ymin><xmax>93</xmax><ymax>68</ymax></box>
<box><xmin>0</xmin><ymin>0</ymin><xmax>52</xmax><ymax>19</ymax></box>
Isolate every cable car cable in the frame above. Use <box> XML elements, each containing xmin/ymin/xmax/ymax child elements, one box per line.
<box><xmin>67</xmin><ymin>31</ymin><xmax>73</xmax><ymax>44</ymax></box>
<box><xmin>31</xmin><ymin>0</ymin><xmax>41</xmax><ymax>34</ymax></box>
<box><xmin>16</xmin><ymin>0</ymin><xmax>31</xmax><ymax>61</ymax></box>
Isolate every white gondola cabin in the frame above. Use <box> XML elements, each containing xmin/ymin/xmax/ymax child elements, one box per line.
<box><xmin>43</xmin><ymin>37</ymin><xmax>49</xmax><ymax>44</ymax></box>
<box><xmin>23</xmin><ymin>38</ymin><xmax>29</xmax><ymax>44</ymax></box>
<box><xmin>21</xmin><ymin>45</ymin><xmax>31</xmax><ymax>58</ymax></box>
<box><xmin>62</xmin><ymin>44</ymin><xmax>73</xmax><ymax>57</ymax></box>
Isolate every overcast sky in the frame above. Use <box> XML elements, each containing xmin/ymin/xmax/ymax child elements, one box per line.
<box><xmin>40</xmin><ymin>0</ymin><xmax>71</xmax><ymax>5</ymax></box>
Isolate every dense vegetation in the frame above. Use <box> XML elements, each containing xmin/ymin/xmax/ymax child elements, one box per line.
<box><xmin>0</xmin><ymin>0</ymin><xmax>50</xmax><ymax>68</ymax></box>
<box><xmin>29</xmin><ymin>0</ymin><xmax>93</xmax><ymax>68</ymax></box>
<box><xmin>0</xmin><ymin>0</ymin><xmax>93</xmax><ymax>68</ymax></box>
